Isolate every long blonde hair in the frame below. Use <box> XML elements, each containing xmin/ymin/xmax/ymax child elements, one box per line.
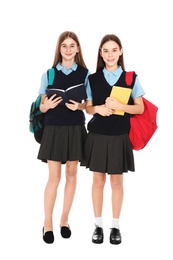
<box><xmin>52</xmin><ymin>31</ymin><xmax>88</xmax><ymax>69</ymax></box>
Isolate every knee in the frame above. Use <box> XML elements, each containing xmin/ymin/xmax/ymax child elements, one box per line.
<box><xmin>65</xmin><ymin>166</ymin><xmax>77</xmax><ymax>182</ymax></box>
<box><xmin>93</xmin><ymin>175</ymin><xmax>106</xmax><ymax>189</ymax></box>
<box><xmin>110</xmin><ymin>176</ymin><xmax>123</xmax><ymax>190</ymax></box>
<box><xmin>48</xmin><ymin>175</ymin><xmax>61</xmax><ymax>188</ymax></box>
<box><xmin>66</xmin><ymin>173</ymin><xmax>77</xmax><ymax>182</ymax></box>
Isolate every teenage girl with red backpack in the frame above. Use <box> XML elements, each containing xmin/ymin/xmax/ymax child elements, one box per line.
<box><xmin>81</xmin><ymin>34</ymin><xmax>145</xmax><ymax>244</ymax></box>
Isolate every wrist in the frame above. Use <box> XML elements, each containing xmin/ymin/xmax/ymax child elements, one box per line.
<box><xmin>40</xmin><ymin>104</ymin><xmax>47</xmax><ymax>113</ymax></box>
<box><xmin>78</xmin><ymin>103</ymin><xmax>86</xmax><ymax>111</ymax></box>
<box><xmin>94</xmin><ymin>105</ymin><xmax>99</xmax><ymax>114</ymax></box>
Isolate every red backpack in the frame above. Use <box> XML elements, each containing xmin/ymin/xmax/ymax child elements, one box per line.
<box><xmin>125</xmin><ymin>71</ymin><xmax>158</xmax><ymax>150</ymax></box>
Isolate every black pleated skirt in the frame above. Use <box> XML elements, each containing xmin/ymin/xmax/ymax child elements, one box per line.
<box><xmin>80</xmin><ymin>132</ymin><xmax>135</xmax><ymax>174</ymax></box>
<box><xmin>37</xmin><ymin>125</ymin><xmax>87</xmax><ymax>164</ymax></box>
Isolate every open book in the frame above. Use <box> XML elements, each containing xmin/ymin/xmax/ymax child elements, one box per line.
<box><xmin>110</xmin><ymin>86</ymin><xmax>132</xmax><ymax>115</ymax></box>
<box><xmin>46</xmin><ymin>83</ymin><xmax>87</xmax><ymax>105</ymax></box>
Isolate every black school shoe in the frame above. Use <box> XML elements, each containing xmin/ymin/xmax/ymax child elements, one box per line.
<box><xmin>92</xmin><ymin>225</ymin><xmax>104</xmax><ymax>244</ymax></box>
<box><xmin>60</xmin><ymin>225</ymin><xmax>71</xmax><ymax>238</ymax></box>
<box><xmin>110</xmin><ymin>228</ymin><xmax>122</xmax><ymax>244</ymax></box>
<box><xmin>42</xmin><ymin>227</ymin><xmax>54</xmax><ymax>244</ymax></box>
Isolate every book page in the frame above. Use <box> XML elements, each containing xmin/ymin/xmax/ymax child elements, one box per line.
<box><xmin>66</xmin><ymin>83</ymin><xmax>84</xmax><ymax>91</ymax></box>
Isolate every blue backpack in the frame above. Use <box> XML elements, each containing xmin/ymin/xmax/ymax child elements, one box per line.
<box><xmin>29</xmin><ymin>68</ymin><xmax>55</xmax><ymax>143</ymax></box>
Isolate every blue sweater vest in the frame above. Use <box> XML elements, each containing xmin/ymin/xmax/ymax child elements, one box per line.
<box><xmin>45</xmin><ymin>65</ymin><xmax>88</xmax><ymax>126</ymax></box>
<box><xmin>87</xmin><ymin>70</ymin><xmax>136</xmax><ymax>135</ymax></box>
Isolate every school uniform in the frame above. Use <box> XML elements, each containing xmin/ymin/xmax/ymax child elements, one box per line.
<box><xmin>37</xmin><ymin>63</ymin><xmax>89</xmax><ymax>163</ymax></box>
<box><xmin>81</xmin><ymin>66</ymin><xmax>145</xmax><ymax>174</ymax></box>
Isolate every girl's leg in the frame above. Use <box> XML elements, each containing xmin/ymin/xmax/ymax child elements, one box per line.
<box><xmin>92</xmin><ymin>172</ymin><xmax>106</xmax><ymax>219</ymax></box>
<box><xmin>44</xmin><ymin>160</ymin><xmax>61</xmax><ymax>232</ymax></box>
<box><xmin>60</xmin><ymin>160</ymin><xmax>78</xmax><ymax>227</ymax></box>
<box><xmin>91</xmin><ymin>172</ymin><xmax>106</xmax><ymax>244</ymax></box>
<box><xmin>110</xmin><ymin>174</ymin><xmax>124</xmax><ymax>220</ymax></box>
<box><xmin>109</xmin><ymin>174</ymin><xmax>123</xmax><ymax>244</ymax></box>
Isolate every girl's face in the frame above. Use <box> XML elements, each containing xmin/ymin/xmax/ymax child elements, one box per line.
<box><xmin>100</xmin><ymin>40</ymin><xmax>122</xmax><ymax>71</ymax></box>
<box><xmin>60</xmin><ymin>37</ymin><xmax>79</xmax><ymax>62</ymax></box>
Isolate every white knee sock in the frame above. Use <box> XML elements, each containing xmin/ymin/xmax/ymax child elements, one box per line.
<box><xmin>112</xmin><ymin>218</ymin><xmax>119</xmax><ymax>229</ymax></box>
<box><xmin>95</xmin><ymin>217</ymin><xmax>103</xmax><ymax>228</ymax></box>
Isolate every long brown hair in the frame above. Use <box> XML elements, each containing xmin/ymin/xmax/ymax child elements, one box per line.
<box><xmin>96</xmin><ymin>34</ymin><xmax>125</xmax><ymax>72</ymax></box>
<box><xmin>52</xmin><ymin>31</ymin><xmax>87</xmax><ymax>69</ymax></box>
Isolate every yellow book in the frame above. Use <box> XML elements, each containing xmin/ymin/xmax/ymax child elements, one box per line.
<box><xmin>110</xmin><ymin>86</ymin><xmax>132</xmax><ymax>115</ymax></box>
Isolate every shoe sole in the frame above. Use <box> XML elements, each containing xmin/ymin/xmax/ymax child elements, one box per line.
<box><xmin>92</xmin><ymin>239</ymin><xmax>103</xmax><ymax>244</ymax></box>
<box><xmin>110</xmin><ymin>240</ymin><xmax>121</xmax><ymax>245</ymax></box>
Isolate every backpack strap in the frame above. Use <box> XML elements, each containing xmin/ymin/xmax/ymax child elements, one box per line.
<box><xmin>47</xmin><ymin>68</ymin><xmax>55</xmax><ymax>85</ymax></box>
<box><xmin>125</xmin><ymin>71</ymin><xmax>135</xmax><ymax>86</ymax></box>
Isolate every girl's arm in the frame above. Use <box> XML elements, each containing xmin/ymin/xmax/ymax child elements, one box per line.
<box><xmin>86</xmin><ymin>100</ymin><xmax>113</xmax><ymax>117</ymax></box>
<box><xmin>105</xmin><ymin>96</ymin><xmax>144</xmax><ymax>115</ymax></box>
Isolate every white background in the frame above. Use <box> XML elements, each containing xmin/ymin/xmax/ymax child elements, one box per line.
<box><xmin>0</xmin><ymin>0</ymin><xmax>172</xmax><ymax>259</ymax></box>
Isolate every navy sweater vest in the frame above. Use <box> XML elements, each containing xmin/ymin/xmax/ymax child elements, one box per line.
<box><xmin>45</xmin><ymin>65</ymin><xmax>88</xmax><ymax>126</ymax></box>
<box><xmin>87</xmin><ymin>70</ymin><xmax>136</xmax><ymax>135</ymax></box>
